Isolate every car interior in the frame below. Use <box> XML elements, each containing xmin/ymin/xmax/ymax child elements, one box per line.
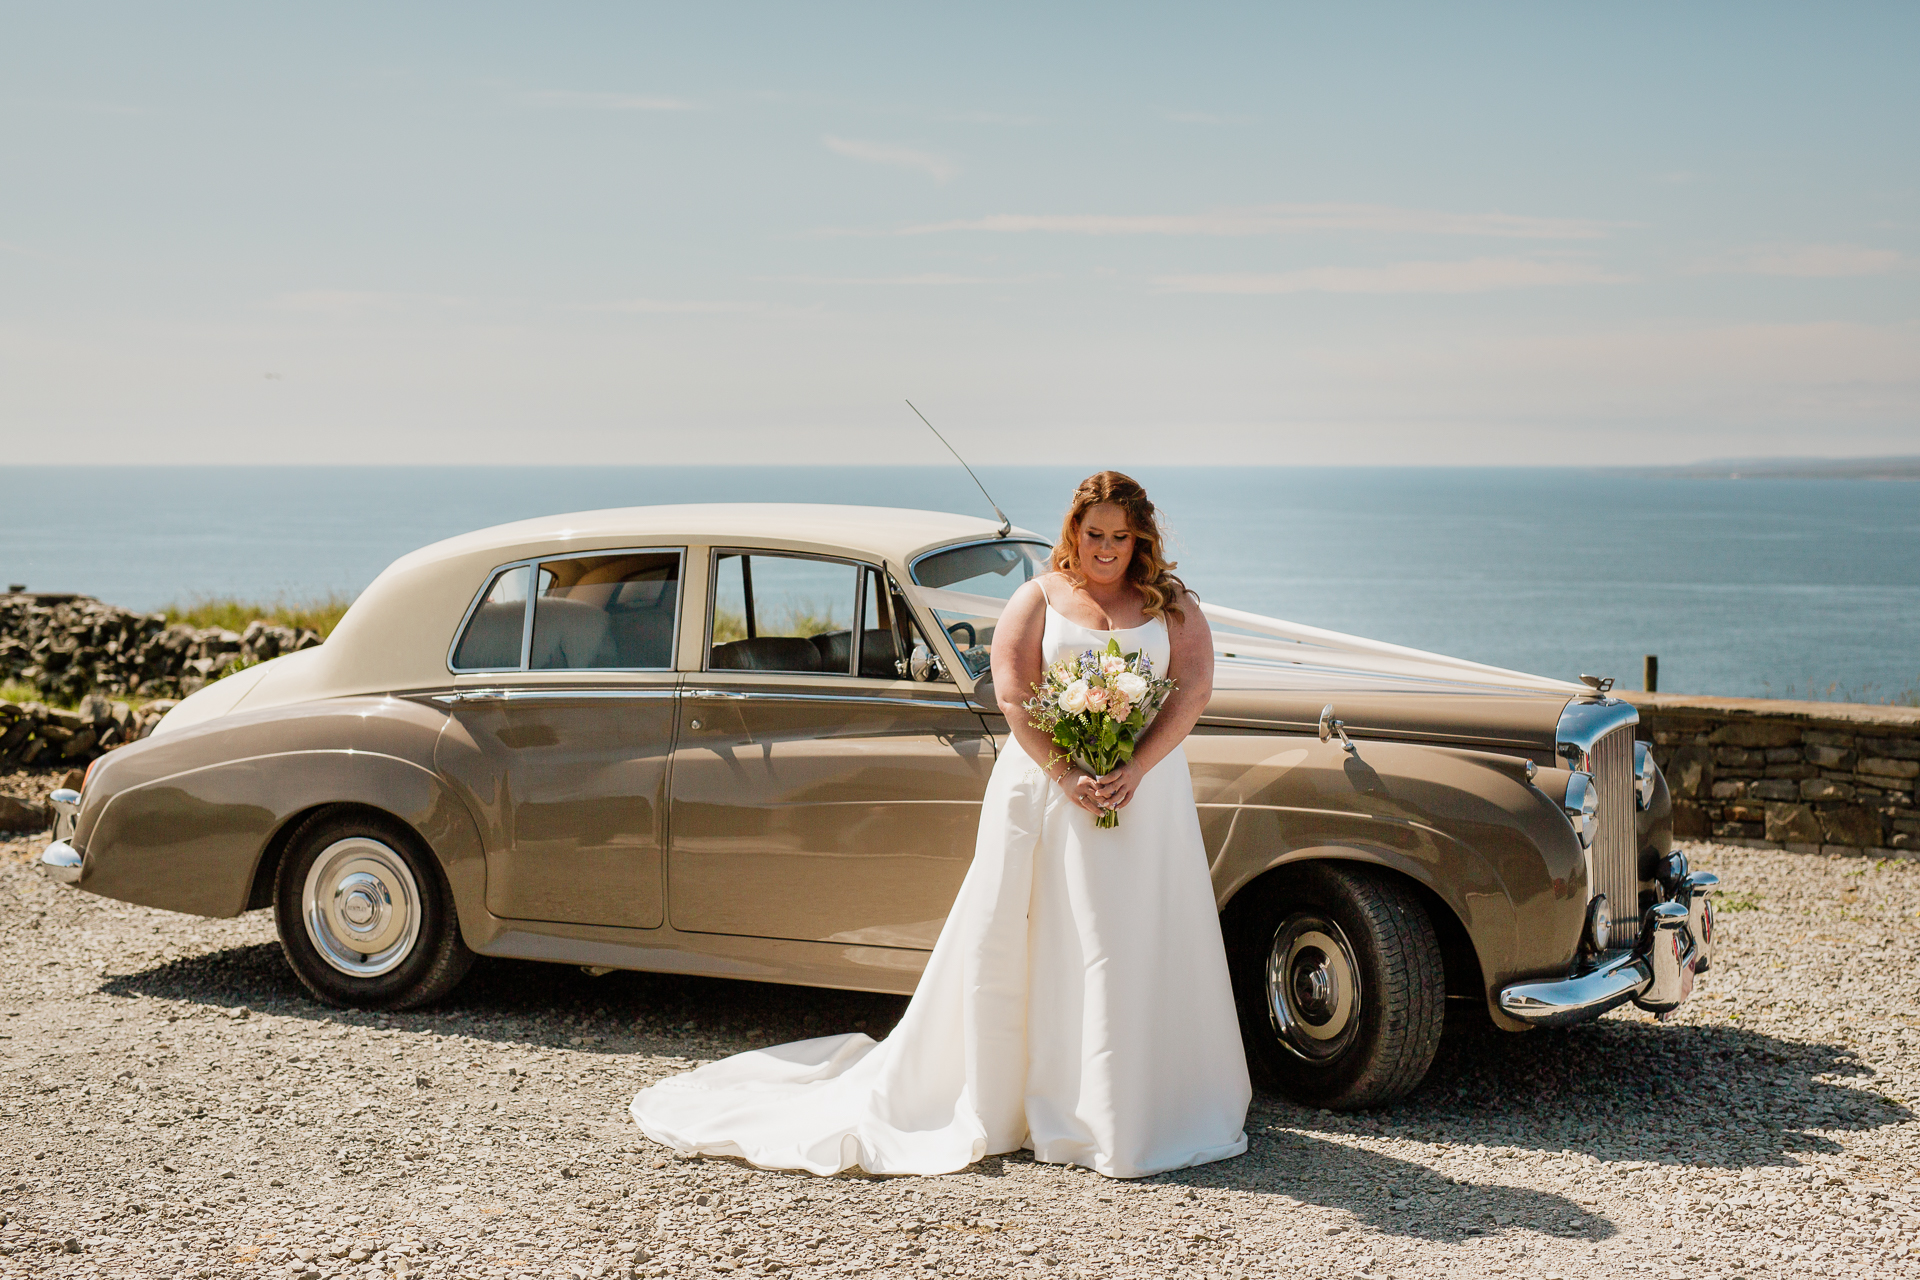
<box><xmin>451</xmin><ymin>553</ymin><xmax>681</xmax><ymax>671</ymax></box>
<box><xmin>707</xmin><ymin>553</ymin><xmax>926</xmax><ymax>678</ymax></box>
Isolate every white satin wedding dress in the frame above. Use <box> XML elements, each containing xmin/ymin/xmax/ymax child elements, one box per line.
<box><xmin>628</xmin><ymin>604</ymin><xmax>1251</xmax><ymax>1178</ymax></box>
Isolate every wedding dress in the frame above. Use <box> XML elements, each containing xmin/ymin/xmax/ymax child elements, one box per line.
<box><xmin>628</xmin><ymin>602</ymin><xmax>1251</xmax><ymax>1178</ymax></box>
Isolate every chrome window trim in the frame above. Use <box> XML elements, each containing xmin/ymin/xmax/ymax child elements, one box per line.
<box><xmin>682</xmin><ymin>687</ymin><xmax>975</xmax><ymax>712</ymax></box>
<box><xmin>446</xmin><ymin>546</ymin><xmax>687</xmax><ymax>675</ymax></box>
<box><xmin>433</xmin><ymin>687</ymin><xmax>679</xmax><ymax>704</ymax></box>
<box><xmin>702</xmin><ymin>547</ymin><xmax>878</xmax><ymax>676</ymax></box>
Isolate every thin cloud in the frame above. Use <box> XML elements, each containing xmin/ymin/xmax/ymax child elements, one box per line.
<box><xmin>594</xmin><ymin>299</ymin><xmax>765</xmax><ymax>314</ymax></box>
<box><xmin>1156</xmin><ymin>257</ymin><xmax>1631</xmax><ymax>295</ymax></box>
<box><xmin>1167</xmin><ymin>111</ymin><xmax>1252</xmax><ymax>125</ymax></box>
<box><xmin>766</xmin><ymin>273</ymin><xmax>1042</xmax><ymax>286</ymax></box>
<box><xmin>892</xmin><ymin>203</ymin><xmax>1616</xmax><ymax>239</ymax></box>
<box><xmin>269</xmin><ymin>291</ymin><xmax>467</xmax><ymax>316</ymax></box>
<box><xmin>823</xmin><ymin>135</ymin><xmax>958</xmax><ymax>183</ymax></box>
<box><xmin>521</xmin><ymin>91</ymin><xmax>702</xmax><ymax>112</ymax></box>
<box><xmin>1704</xmin><ymin>244</ymin><xmax>1910</xmax><ymax>278</ymax></box>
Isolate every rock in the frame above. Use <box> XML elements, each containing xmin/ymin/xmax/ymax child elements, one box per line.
<box><xmin>60</xmin><ymin>768</ymin><xmax>85</xmax><ymax>791</ymax></box>
<box><xmin>60</xmin><ymin>727</ymin><xmax>97</xmax><ymax>759</ymax></box>
<box><xmin>0</xmin><ymin>794</ymin><xmax>46</xmax><ymax>832</ymax></box>
<box><xmin>1709</xmin><ymin>722</ymin><xmax>1802</xmax><ymax>749</ymax></box>
<box><xmin>1748</xmin><ymin>779</ymin><xmax>1801</xmax><ymax>802</ymax></box>
<box><xmin>1801</xmin><ymin>777</ymin><xmax>1855</xmax><ymax>802</ymax></box>
<box><xmin>1859</xmin><ymin>757</ymin><xmax>1920</xmax><ymax>781</ymax></box>
<box><xmin>75</xmin><ymin>693</ymin><xmax>113</xmax><ymax>726</ymax></box>
<box><xmin>1806</xmin><ymin>744</ymin><xmax>1856</xmax><ymax>769</ymax></box>
<box><xmin>1711</xmin><ymin>780</ymin><xmax>1747</xmax><ymax>800</ymax></box>
<box><xmin>1765</xmin><ymin>803</ymin><xmax>1824</xmax><ymax>844</ymax></box>
<box><xmin>1816</xmin><ymin>804</ymin><xmax>1883</xmax><ymax>849</ymax></box>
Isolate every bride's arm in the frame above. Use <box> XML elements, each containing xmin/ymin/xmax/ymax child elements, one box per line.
<box><xmin>1092</xmin><ymin>591</ymin><xmax>1213</xmax><ymax>811</ymax></box>
<box><xmin>990</xmin><ymin>579</ymin><xmax>1105</xmax><ymax>816</ymax></box>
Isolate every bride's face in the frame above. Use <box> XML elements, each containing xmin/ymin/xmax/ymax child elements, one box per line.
<box><xmin>1075</xmin><ymin>503</ymin><xmax>1136</xmax><ymax>586</ymax></box>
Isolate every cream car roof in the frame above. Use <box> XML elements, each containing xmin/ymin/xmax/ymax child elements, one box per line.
<box><xmin>382</xmin><ymin>503</ymin><xmax>1037</xmax><ymax>574</ymax></box>
<box><xmin>162</xmin><ymin>505</ymin><xmax>1039</xmax><ymax>730</ymax></box>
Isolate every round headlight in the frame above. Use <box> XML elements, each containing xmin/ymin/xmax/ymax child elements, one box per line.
<box><xmin>1634</xmin><ymin>740</ymin><xmax>1658</xmax><ymax>811</ymax></box>
<box><xmin>1563</xmin><ymin>771</ymin><xmax>1599</xmax><ymax>848</ymax></box>
<box><xmin>1585</xmin><ymin>894</ymin><xmax>1611</xmax><ymax>952</ymax></box>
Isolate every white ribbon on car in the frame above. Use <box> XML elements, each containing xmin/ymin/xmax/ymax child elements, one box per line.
<box><xmin>911</xmin><ymin>585</ymin><xmax>1584</xmax><ymax>696</ymax></box>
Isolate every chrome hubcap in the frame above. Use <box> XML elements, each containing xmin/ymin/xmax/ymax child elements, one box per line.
<box><xmin>1266</xmin><ymin>912</ymin><xmax>1363</xmax><ymax>1063</ymax></box>
<box><xmin>302</xmin><ymin>838</ymin><xmax>423</xmax><ymax>978</ymax></box>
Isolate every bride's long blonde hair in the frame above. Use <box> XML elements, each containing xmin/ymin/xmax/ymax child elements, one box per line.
<box><xmin>1049</xmin><ymin>471</ymin><xmax>1190</xmax><ymax>623</ymax></box>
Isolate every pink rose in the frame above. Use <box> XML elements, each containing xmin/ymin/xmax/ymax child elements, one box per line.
<box><xmin>1085</xmin><ymin>687</ymin><xmax>1109</xmax><ymax>713</ymax></box>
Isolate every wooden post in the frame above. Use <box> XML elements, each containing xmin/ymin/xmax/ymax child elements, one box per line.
<box><xmin>1643</xmin><ymin>654</ymin><xmax>1659</xmax><ymax>693</ymax></box>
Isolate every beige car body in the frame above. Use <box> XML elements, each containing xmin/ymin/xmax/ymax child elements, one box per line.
<box><xmin>56</xmin><ymin>505</ymin><xmax>1683</xmax><ymax>1034</ymax></box>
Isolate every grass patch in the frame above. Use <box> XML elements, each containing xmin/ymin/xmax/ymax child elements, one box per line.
<box><xmin>0</xmin><ymin>680</ymin><xmax>71</xmax><ymax>709</ymax></box>
<box><xmin>1716</xmin><ymin>889</ymin><xmax>1764</xmax><ymax>912</ymax></box>
<box><xmin>160</xmin><ymin>591</ymin><xmax>354</xmax><ymax>638</ymax></box>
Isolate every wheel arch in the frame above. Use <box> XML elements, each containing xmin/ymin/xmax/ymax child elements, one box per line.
<box><xmin>1219</xmin><ymin>843</ymin><xmax>1500</xmax><ymax>1014</ymax></box>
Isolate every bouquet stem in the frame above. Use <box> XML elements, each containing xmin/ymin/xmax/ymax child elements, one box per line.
<box><xmin>1095</xmin><ymin>807</ymin><xmax>1120</xmax><ymax>829</ymax></box>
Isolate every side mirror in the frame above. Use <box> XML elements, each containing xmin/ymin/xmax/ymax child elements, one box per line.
<box><xmin>909</xmin><ymin>640</ymin><xmax>947</xmax><ymax>683</ymax></box>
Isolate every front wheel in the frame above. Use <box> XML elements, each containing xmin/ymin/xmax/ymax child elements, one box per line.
<box><xmin>274</xmin><ymin>809</ymin><xmax>474</xmax><ymax>1010</ymax></box>
<box><xmin>1227</xmin><ymin>862</ymin><xmax>1445</xmax><ymax>1110</ymax></box>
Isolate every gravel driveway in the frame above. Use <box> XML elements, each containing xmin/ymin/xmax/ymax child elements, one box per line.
<box><xmin>3</xmin><ymin>803</ymin><xmax>1916</xmax><ymax>1280</ymax></box>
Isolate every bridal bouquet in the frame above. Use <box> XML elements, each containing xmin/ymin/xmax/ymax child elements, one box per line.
<box><xmin>1024</xmin><ymin>637</ymin><xmax>1176</xmax><ymax>828</ymax></box>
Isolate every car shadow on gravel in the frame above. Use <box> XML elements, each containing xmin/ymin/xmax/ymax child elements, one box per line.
<box><xmin>100</xmin><ymin>940</ymin><xmax>914</xmax><ymax>1054</ymax></box>
<box><xmin>1398</xmin><ymin>1016</ymin><xmax>1911</xmax><ymax>1168</ymax></box>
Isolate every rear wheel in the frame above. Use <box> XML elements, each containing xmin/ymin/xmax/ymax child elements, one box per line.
<box><xmin>1228</xmin><ymin>862</ymin><xmax>1445</xmax><ymax>1110</ymax></box>
<box><xmin>273</xmin><ymin>809</ymin><xmax>473</xmax><ymax>1010</ymax></box>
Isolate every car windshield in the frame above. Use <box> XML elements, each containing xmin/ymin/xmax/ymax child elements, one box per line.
<box><xmin>910</xmin><ymin>539</ymin><xmax>1052</xmax><ymax>678</ymax></box>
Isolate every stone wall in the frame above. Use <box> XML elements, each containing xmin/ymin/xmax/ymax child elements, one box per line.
<box><xmin>1629</xmin><ymin>693</ymin><xmax>1920</xmax><ymax>857</ymax></box>
<box><xmin>0</xmin><ymin>591</ymin><xmax>320</xmax><ymax>705</ymax></box>
<box><xmin>0</xmin><ymin>591</ymin><xmax>323</xmax><ymax>778</ymax></box>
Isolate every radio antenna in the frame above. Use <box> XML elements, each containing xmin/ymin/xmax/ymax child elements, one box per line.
<box><xmin>906</xmin><ymin>399</ymin><xmax>1011</xmax><ymax>538</ymax></box>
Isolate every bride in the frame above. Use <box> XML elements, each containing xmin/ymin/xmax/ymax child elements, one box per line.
<box><xmin>629</xmin><ymin>471</ymin><xmax>1251</xmax><ymax>1178</ymax></box>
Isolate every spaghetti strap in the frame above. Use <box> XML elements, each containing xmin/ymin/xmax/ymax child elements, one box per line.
<box><xmin>1036</xmin><ymin>576</ymin><xmax>1053</xmax><ymax>610</ymax></box>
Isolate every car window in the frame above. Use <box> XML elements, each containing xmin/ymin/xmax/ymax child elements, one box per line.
<box><xmin>451</xmin><ymin>565</ymin><xmax>530</xmax><ymax>670</ymax></box>
<box><xmin>909</xmin><ymin>539</ymin><xmax>1051</xmax><ymax>677</ymax></box>
<box><xmin>709</xmin><ymin>553</ymin><xmax>861</xmax><ymax>674</ymax></box>
<box><xmin>531</xmin><ymin>551</ymin><xmax>681</xmax><ymax>670</ymax></box>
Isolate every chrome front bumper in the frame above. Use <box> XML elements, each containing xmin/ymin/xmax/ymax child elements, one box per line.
<box><xmin>1498</xmin><ymin>868</ymin><xmax>1717</xmax><ymax>1028</ymax></box>
<box><xmin>37</xmin><ymin>788</ymin><xmax>83</xmax><ymax>887</ymax></box>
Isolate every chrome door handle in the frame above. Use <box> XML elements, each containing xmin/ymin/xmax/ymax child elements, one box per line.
<box><xmin>435</xmin><ymin>689</ymin><xmax>507</xmax><ymax>704</ymax></box>
<box><xmin>683</xmin><ymin>688</ymin><xmax>748</xmax><ymax>700</ymax></box>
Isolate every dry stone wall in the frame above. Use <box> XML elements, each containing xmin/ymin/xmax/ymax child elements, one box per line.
<box><xmin>1630</xmin><ymin>692</ymin><xmax>1920</xmax><ymax>857</ymax></box>
<box><xmin>0</xmin><ymin>591</ymin><xmax>321</xmax><ymax>777</ymax></box>
<box><xmin>0</xmin><ymin>591</ymin><xmax>319</xmax><ymax>705</ymax></box>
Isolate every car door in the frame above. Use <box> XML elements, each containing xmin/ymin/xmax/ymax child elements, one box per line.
<box><xmin>434</xmin><ymin>548</ymin><xmax>683</xmax><ymax>930</ymax></box>
<box><xmin>667</xmin><ymin>551</ymin><xmax>994</xmax><ymax>949</ymax></box>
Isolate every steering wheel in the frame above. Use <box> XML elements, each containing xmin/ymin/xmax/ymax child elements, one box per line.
<box><xmin>945</xmin><ymin>620</ymin><xmax>978</xmax><ymax>648</ymax></box>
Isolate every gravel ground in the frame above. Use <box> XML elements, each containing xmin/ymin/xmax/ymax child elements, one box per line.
<box><xmin>3</xmin><ymin>792</ymin><xmax>1918</xmax><ymax>1280</ymax></box>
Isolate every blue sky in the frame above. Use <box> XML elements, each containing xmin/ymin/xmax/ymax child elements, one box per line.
<box><xmin>2</xmin><ymin>2</ymin><xmax>1915</xmax><ymax>465</ymax></box>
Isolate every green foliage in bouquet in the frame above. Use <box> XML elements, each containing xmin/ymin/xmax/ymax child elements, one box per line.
<box><xmin>1023</xmin><ymin>637</ymin><xmax>1176</xmax><ymax>828</ymax></box>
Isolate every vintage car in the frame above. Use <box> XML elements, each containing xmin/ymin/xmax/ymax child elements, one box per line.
<box><xmin>39</xmin><ymin>505</ymin><xmax>1716</xmax><ymax>1109</ymax></box>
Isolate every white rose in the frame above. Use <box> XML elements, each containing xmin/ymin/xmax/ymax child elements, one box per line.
<box><xmin>1113</xmin><ymin>672</ymin><xmax>1148</xmax><ymax>702</ymax></box>
<box><xmin>1058</xmin><ymin>680</ymin><xmax>1090</xmax><ymax>714</ymax></box>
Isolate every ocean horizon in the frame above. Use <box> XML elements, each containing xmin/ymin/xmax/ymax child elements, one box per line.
<box><xmin>3</xmin><ymin>464</ymin><xmax>1916</xmax><ymax>703</ymax></box>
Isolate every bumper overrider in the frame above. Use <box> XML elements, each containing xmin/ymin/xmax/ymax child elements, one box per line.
<box><xmin>1498</xmin><ymin>858</ymin><xmax>1718</xmax><ymax>1028</ymax></box>
<box><xmin>37</xmin><ymin>788</ymin><xmax>83</xmax><ymax>886</ymax></box>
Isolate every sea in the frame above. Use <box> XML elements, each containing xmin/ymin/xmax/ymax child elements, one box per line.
<box><xmin>3</xmin><ymin>466</ymin><xmax>1916</xmax><ymax>702</ymax></box>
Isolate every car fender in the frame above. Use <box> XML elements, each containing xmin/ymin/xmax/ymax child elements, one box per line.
<box><xmin>1188</xmin><ymin>732</ymin><xmax>1588</xmax><ymax>1025</ymax></box>
<box><xmin>71</xmin><ymin>697</ymin><xmax>486</xmax><ymax>934</ymax></box>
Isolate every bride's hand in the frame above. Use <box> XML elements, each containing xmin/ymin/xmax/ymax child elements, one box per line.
<box><xmin>1093</xmin><ymin>762</ymin><xmax>1141</xmax><ymax>811</ymax></box>
<box><xmin>1057</xmin><ymin>767</ymin><xmax>1105</xmax><ymax>815</ymax></box>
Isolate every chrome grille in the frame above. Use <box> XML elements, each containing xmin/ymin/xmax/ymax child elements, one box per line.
<box><xmin>1591</xmin><ymin>726</ymin><xmax>1640</xmax><ymax>948</ymax></box>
